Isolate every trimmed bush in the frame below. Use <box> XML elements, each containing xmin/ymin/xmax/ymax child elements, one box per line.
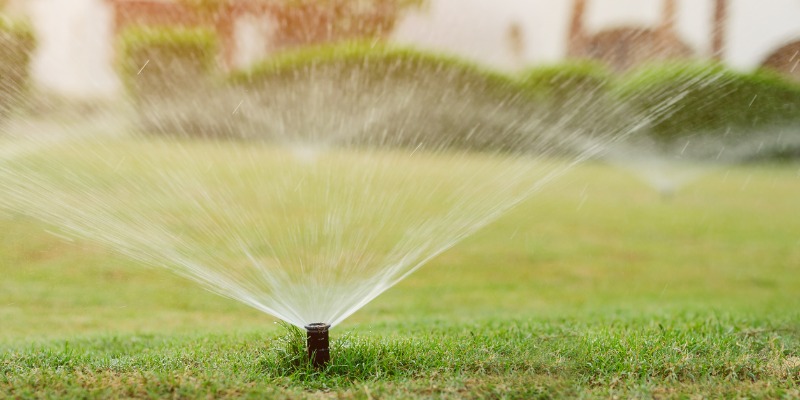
<box><xmin>519</xmin><ymin>61</ymin><xmax>628</xmax><ymax>139</ymax></box>
<box><xmin>521</xmin><ymin>60</ymin><xmax>612</xmax><ymax>98</ymax></box>
<box><xmin>617</xmin><ymin>62</ymin><xmax>800</xmax><ymax>143</ymax></box>
<box><xmin>229</xmin><ymin>41</ymin><xmax>539</xmax><ymax>151</ymax></box>
<box><xmin>0</xmin><ymin>16</ymin><xmax>35</xmax><ymax>121</ymax></box>
<box><xmin>232</xmin><ymin>42</ymin><xmax>521</xmax><ymax>94</ymax></box>
<box><xmin>118</xmin><ymin>26</ymin><xmax>228</xmax><ymax>137</ymax></box>
<box><xmin>119</xmin><ymin>26</ymin><xmax>217</xmax><ymax>95</ymax></box>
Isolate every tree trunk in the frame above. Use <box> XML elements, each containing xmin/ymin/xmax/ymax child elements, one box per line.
<box><xmin>711</xmin><ymin>0</ymin><xmax>727</xmax><ymax>61</ymax></box>
<box><xmin>567</xmin><ymin>0</ymin><xmax>588</xmax><ymax>58</ymax></box>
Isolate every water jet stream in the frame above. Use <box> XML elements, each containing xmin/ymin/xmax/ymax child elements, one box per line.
<box><xmin>0</xmin><ymin>50</ymin><xmax>711</xmax><ymax>346</ymax></box>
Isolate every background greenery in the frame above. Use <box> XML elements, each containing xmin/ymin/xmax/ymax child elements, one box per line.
<box><xmin>114</xmin><ymin>37</ymin><xmax>800</xmax><ymax>159</ymax></box>
<box><xmin>0</xmin><ymin>15</ymin><xmax>35</xmax><ymax>122</ymax></box>
<box><xmin>617</xmin><ymin>62</ymin><xmax>800</xmax><ymax>143</ymax></box>
<box><xmin>117</xmin><ymin>26</ymin><xmax>226</xmax><ymax>137</ymax></box>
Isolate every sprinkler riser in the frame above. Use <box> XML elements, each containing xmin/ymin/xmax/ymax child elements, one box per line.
<box><xmin>304</xmin><ymin>323</ymin><xmax>330</xmax><ymax>368</ymax></box>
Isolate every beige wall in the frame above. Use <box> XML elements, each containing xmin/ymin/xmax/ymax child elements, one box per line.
<box><xmin>2</xmin><ymin>0</ymin><xmax>27</xmax><ymax>16</ymax></box>
<box><xmin>27</xmin><ymin>0</ymin><xmax>119</xmax><ymax>97</ymax></box>
<box><xmin>392</xmin><ymin>0</ymin><xmax>800</xmax><ymax>70</ymax></box>
<box><xmin>726</xmin><ymin>0</ymin><xmax>800</xmax><ymax>66</ymax></box>
<box><xmin>9</xmin><ymin>0</ymin><xmax>800</xmax><ymax>97</ymax></box>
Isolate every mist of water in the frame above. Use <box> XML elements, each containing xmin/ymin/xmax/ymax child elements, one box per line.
<box><xmin>593</xmin><ymin>126</ymin><xmax>800</xmax><ymax>197</ymax></box>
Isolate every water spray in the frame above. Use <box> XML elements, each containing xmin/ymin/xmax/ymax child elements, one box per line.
<box><xmin>304</xmin><ymin>323</ymin><xmax>330</xmax><ymax>368</ymax></box>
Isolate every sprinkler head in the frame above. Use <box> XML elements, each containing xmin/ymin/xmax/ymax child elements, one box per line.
<box><xmin>304</xmin><ymin>323</ymin><xmax>330</xmax><ymax>368</ymax></box>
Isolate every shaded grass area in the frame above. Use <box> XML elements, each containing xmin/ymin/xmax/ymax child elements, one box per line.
<box><xmin>1</xmin><ymin>315</ymin><xmax>798</xmax><ymax>398</ymax></box>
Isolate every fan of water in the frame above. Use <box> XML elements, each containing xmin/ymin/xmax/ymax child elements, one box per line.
<box><xmin>0</xmin><ymin>47</ymin><xmax>686</xmax><ymax>329</ymax></box>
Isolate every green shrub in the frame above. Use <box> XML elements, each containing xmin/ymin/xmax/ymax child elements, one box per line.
<box><xmin>617</xmin><ymin>62</ymin><xmax>800</xmax><ymax>144</ymax></box>
<box><xmin>119</xmin><ymin>26</ymin><xmax>218</xmax><ymax>94</ymax></box>
<box><xmin>229</xmin><ymin>41</ymin><xmax>537</xmax><ymax>150</ymax></box>
<box><xmin>0</xmin><ymin>16</ymin><xmax>36</xmax><ymax>121</ymax></box>
<box><xmin>519</xmin><ymin>61</ymin><xmax>627</xmax><ymax>139</ymax></box>
<box><xmin>232</xmin><ymin>41</ymin><xmax>519</xmax><ymax>94</ymax></box>
<box><xmin>118</xmin><ymin>26</ymin><xmax>228</xmax><ymax>137</ymax></box>
<box><xmin>520</xmin><ymin>61</ymin><xmax>612</xmax><ymax>98</ymax></box>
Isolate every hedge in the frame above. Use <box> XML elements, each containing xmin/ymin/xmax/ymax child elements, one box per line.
<box><xmin>616</xmin><ymin>62</ymin><xmax>800</xmax><ymax>144</ymax></box>
<box><xmin>0</xmin><ymin>16</ymin><xmax>35</xmax><ymax>121</ymax></box>
<box><xmin>229</xmin><ymin>41</ymin><xmax>543</xmax><ymax>151</ymax></box>
<box><xmin>518</xmin><ymin>61</ymin><xmax>633</xmax><ymax>142</ymax></box>
<box><xmin>521</xmin><ymin>61</ymin><xmax>612</xmax><ymax>98</ymax></box>
<box><xmin>231</xmin><ymin>42</ymin><xmax>520</xmax><ymax>93</ymax></box>
<box><xmin>112</xmin><ymin>34</ymin><xmax>799</xmax><ymax>160</ymax></box>
<box><xmin>118</xmin><ymin>26</ymin><xmax>228</xmax><ymax>137</ymax></box>
<box><xmin>226</xmin><ymin>45</ymin><xmax>676</xmax><ymax>155</ymax></box>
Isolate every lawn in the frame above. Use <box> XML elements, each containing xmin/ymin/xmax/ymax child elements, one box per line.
<box><xmin>0</xmin><ymin>137</ymin><xmax>798</xmax><ymax>398</ymax></box>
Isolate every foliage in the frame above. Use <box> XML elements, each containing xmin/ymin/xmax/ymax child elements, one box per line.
<box><xmin>229</xmin><ymin>41</ymin><xmax>535</xmax><ymax>150</ymax></box>
<box><xmin>233</xmin><ymin>41</ymin><xmax>517</xmax><ymax>91</ymax></box>
<box><xmin>180</xmin><ymin>0</ymin><xmax>427</xmax><ymax>13</ymax></box>
<box><xmin>0</xmin><ymin>15</ymin><xmax>35</xmax><ymax>121</ymax></box>
<box><xmin>521</xmin><ymin>60</ymin><xmax>612</xmax><ymax>97</ymax></box>
<box><xmin>617</xmin><ymin>62</ymin><xmax>800</xmax><ymax>143</ymax></box>
<box><xmin>181</xmin><ymin>0</ymin><xmax>427</xmax><ymax>41</ymax></box>
<box><xmin>519</xmin><ymin>61</ymin><xmax>627</xmax><ymax>139</ymax></box>
<box><xmin>118</xmin><ymin>26</ymin><xmax>231</xmax><ymax>137</ymax></box>
<box><xmin>118</xmin><ymin>26</ymin><xmax>218</xmax><ymax>96</ymax></box>
<box><xmin>111</xmin><ymin>33</ymin><xmax>800</xmax><ymax>152</ymax></box>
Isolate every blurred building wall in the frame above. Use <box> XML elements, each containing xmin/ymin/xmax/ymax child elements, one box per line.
<box><xmin>8</xmin><ymin>0</ymin><xmax>800</xmax><ymax>97</ymax></box>
<box><xmin>27</xmin><ymin>0</ymin><xmax>120</xmax><ymax>97</ymax></box>
<box><xmin>392</xmin><ymin>0</ymin><xmax>800</xmax><ymax>70</ymax></box>
<box><xmin>726</xmin><ymin>0</ymin><xmax>800</xmax><ymax>67</ymax></box>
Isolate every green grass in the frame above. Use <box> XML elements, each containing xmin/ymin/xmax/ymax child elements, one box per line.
<box><xmin>0</xmin><ymin>140</ymin><xmax>798</xmax><ymax>398</ymax></box>
<box><xmin>1</xmin><ymin>317</ymin><xmax>798</xmax><ymax>398</ymax></box>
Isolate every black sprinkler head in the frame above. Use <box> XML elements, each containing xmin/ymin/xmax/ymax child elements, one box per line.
<box><xmin>304</xmin><ymin>323</ymin><xmax>330</xmax><ymax>368</ymax></box>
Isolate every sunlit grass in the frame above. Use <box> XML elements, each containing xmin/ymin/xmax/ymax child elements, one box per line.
<box><xmin>1</xmin><ymin>316</ymin><xmax>797</xmax><ymax>398</ymax></box>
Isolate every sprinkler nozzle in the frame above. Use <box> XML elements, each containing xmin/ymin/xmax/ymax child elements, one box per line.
<box><xmin>304</xmin><ymin>323</ymin><xmax>330</xmax><ymax>368</ymax></box>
